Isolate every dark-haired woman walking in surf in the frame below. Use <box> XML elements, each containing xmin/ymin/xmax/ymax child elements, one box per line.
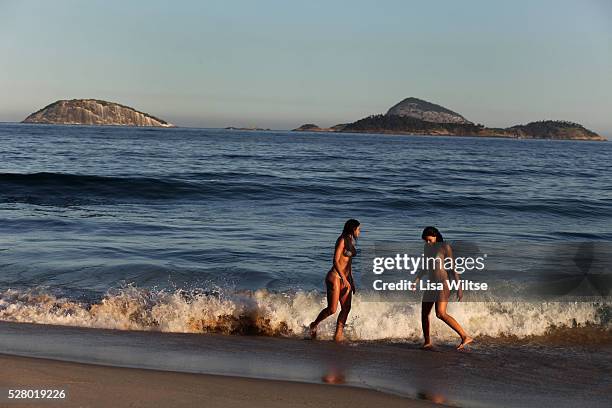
<box><xmin>414</xmin><ymin>226</ymin><xmax>473</xmax><ymax>350</ymax></box>
<box><xmin>309</xmin><ymin>219</ymin><xmax>360</xmax><ymax>342</ymax></box>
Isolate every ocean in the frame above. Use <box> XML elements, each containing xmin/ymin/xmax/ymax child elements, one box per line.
<box><xmin>0</xmin><ymin>123</ymin><xmax>610</xmax><ymax>342</ymax></box>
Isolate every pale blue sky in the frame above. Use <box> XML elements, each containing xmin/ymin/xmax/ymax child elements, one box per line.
<box><xmin>1</xmin><ymin>0</ymin><xmax>611</xmax><ymax>134</ymax></box>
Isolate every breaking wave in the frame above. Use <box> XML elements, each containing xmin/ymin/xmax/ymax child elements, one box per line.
<box><xmin>0</xmin><ymin>286</ymin><xmax>609</xmax><ymax>343</ymax></box>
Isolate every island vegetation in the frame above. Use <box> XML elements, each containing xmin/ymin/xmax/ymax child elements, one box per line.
<box><xmin>293</xmin><ymin>97</ymin><xmax>605</xmax><ymax>141</ymax></box>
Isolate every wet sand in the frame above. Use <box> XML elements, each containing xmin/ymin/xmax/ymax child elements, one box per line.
<box><xmin>0</xmin><ymin>321</ymin><xmax>610</xmax><ymax>407</ymax></box>
<box><xmin>0</xmin><ymin>354</ymin><xmax>438</xmax><ymax>408</ymax></box>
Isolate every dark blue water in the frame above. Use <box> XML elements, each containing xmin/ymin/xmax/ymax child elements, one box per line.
<box><xmin>1</xmin><ymin>124</ymin><xmax>610</xmax><ymax>408</ymax></box>
<box><xmin>1</xmin><ymin>123</ymin><xmax>611</xmax><ymax>294</ymax></box>
<box><xmin>0</xmin><ymin>123</ymin><xmax>610</xmax><ymax>340</ymax></box>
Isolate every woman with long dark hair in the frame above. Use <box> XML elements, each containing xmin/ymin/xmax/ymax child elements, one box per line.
<box><xmin>415</xmin><ymin>226</ymin><xmax>473</xmax><ymax>350</ymax></box>
<box><xmin>309</xmin><ymin>219</ymin><xmax>360</xmax><ymax>342</ymax></box>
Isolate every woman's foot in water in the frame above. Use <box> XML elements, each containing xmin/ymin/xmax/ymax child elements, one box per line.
<box><xmin>457</xmin><ymin>336</ymin><xmax>474</xmax><ymax>350</ymax></box>
<box><xmin>421</xmin><ymin>342</ymin><xmax>433</xmax><ymax>350</ymax></box>
<box><xmin>309</xmin><ymin>322</ymin><xmax>318</xmax><ymax>340</ymax></box>
<box><xmin>333</xmin><ymin>323</ymin><xmax>346</xmax><ymax>343</ymax></box>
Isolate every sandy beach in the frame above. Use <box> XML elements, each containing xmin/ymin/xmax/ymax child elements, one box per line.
<box><xmin>0</xmin><ymin>354</ymin><xmax>440</xmax><ymax>408</ymax></box>
<box><xmin>0</xmin><ymin>321</ymin><xmax>610</xmax><ymax>407</ymax></box>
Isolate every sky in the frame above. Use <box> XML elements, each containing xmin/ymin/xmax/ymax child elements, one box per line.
<box><xmin>1</xmin><ymin>0</ymin><xmax>611</xmax><ymax>134</ymax></box>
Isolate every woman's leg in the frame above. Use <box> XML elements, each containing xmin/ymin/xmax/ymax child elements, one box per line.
<box><xmin>310</xmin><ymin>276</ymin><xmax>340</xmax><ymax>339</ymax></box>
<box><xmin>421</xmin><ymin>301</ymin><xmax>435</xmax><ymax>348</ymax></box>
<box><xmin>334</xmin><ymin>287</ymin><xmax>352</xmax><ymax>342</ymax></box>
<box><xmin>434</xmin><ymin>300</ymin><xmax>473</xmax><ymax>349</ymax></box>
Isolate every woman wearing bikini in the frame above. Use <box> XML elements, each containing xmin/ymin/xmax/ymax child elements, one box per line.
<box><xmin>309</xmin><ymin>219</ymin><xmax>360</xmax><ymax>342</ymax></box>
<box><xmin>414</xmin><ymin>226</ymin><xmax>473</xmax><ymax>350</ymax></box>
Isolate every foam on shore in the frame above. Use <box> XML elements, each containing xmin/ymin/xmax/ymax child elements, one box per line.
<box><xmin>0</xmin><ymin>286</ymin><xmax>608</xmax><ymax>342</ymax></box>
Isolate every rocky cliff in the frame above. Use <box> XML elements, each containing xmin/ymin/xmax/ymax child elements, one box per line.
<box><xmin>22</xmin><ymin>99</ymin><xmax>173</xmax><ymax>127</ymax></box>
<box><xmin>385</xmin><ymin>97</ymin><xmax>472</xmax><ymax>124</ymax></box>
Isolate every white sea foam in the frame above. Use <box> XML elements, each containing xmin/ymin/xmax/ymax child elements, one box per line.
<box><xmin>0</xmin><ymin>286</ymin><xmax>608</xmax><ymax>341</ymax></box>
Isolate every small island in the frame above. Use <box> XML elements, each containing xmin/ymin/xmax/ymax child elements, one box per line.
<box><xmin>225</xmin><ymin>126</ymin><xmax>272</xmax><ymax>131</ymax></box>
<box><xmin>293</xmin><ymin>97</ymin><xmax>605</xmax><ymax>141</ymax></box>
<box><xmin>293</xmin><ymin>123</ymin><xmax>348</xmax><ymax>132</ymax></box>
<box><xmin>22</xmin><ymin>99</ymin><xmax>174</xmax><ymax>127</ymax></box>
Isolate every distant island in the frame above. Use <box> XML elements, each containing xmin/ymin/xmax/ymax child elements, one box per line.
<box><xmin>294</xmin><ymin>97</ymin><xmax>605</xmax><ymax>141</ymax></box>
<box><xmin>22</xmin><ymin>99</ymin><xmax>174</xmax><ymax>127</ymax></box>
<box><xmin>293</xmin><ymin>123</ymin><xmax>348</xmax><ymax>132</ymax></box>
<box><xmin>225</xmin><ymin>126</ymin><xmax>272</xmax><ymax>131</ymax></box>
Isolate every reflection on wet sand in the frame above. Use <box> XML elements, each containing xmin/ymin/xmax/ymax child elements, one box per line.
<box><xmin>321</xmin><ymin>364</ymin><xmax>346</xmax><ymax>384</ymax></box>
<box><xmin>321</xmin><ymin>362</ymin><xmax>450</xmax><ymax>406</ymax></box>
<box><xmin>416</xmin><ymin>390</ymin><xmax>448</xmax><ymax>405</ymax></box>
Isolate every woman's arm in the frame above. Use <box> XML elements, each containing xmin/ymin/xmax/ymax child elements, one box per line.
<box><xmin>415</xmin><ymin>264</ymin><xmax>427</xmax><ymax>280</ymax></box>
<box><xmin>445</xmin><ymin>244</ymin><xmax>462</xmax><ymax>301</ymax></box>
<box><xmin>413</xmin><ymin>270</ymin><xmax>424</xmax><ymax>289</ymax></box>
<box><xmin>413</xmin><ymin>245</ymin><xmax>427</xmax><ymax>288</ymax></box>
<box><xmin>348</xmin><ymin>262</ymin><xmax>356</xmax><ymax>294</ymax></box>
<box><xmin>333</xmin><ymin>237</ymin><xmax>346</xmax><ymax>281</ymax></box>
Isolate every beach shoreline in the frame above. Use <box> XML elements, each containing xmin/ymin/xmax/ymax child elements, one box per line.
<box><xmin>0</xmin><ymin>321</ymin><xmax>610</xmax><ymax>407</ymax></box>
<box><xmin>0</xmin><ymin>353</ymin><xmax>441</xmax><ymax>408</ymax></box>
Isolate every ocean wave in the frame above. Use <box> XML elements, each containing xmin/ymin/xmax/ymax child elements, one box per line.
<box><xmin>0</xmin><ymin>286</ymin><xmax>608</xmax><ymax>342</ymax></box>
<box><xmin>0</xmin><ymin>172</ymin><xmax>375</xmax><ymax>205</ymax></box>
<box><xmin>1</xmin><ymin>172</ymin><xmax>609</xmax><ymax>218</ymax></box>
<box><xmin>0</xmin><ymin>172</ymin><xmax>202</xmax><ymax>203</ymax></box>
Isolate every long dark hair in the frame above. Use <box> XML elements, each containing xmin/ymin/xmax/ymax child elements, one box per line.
<box><xmin>421</xmin><ymin>226</ymin><xmax>444</xmax><ymax>242</ymax></box>
<box><xmin>342</xmin><ymin>219</ymin><xmax>360</xmax><ymax>239</ymax></box>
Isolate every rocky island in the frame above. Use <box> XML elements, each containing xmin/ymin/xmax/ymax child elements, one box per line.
<box><xmin>385</xmin><ymin>97</ymin><xmax>471</xmax><ymax>124</ymax></box>
<box><xmin>294</xmin><ymin>97</ymin><xmax>605</xmax><ymax>141</ymax></box>
<box><xmin>293</xmin><ymin>123</ymin><xmax>348</xmax><ymax>132</ymax></box>
<box><xmin>22</xmin><ymin>99</ymin><xmax>174</xmax><ymax>127</ymax></box>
